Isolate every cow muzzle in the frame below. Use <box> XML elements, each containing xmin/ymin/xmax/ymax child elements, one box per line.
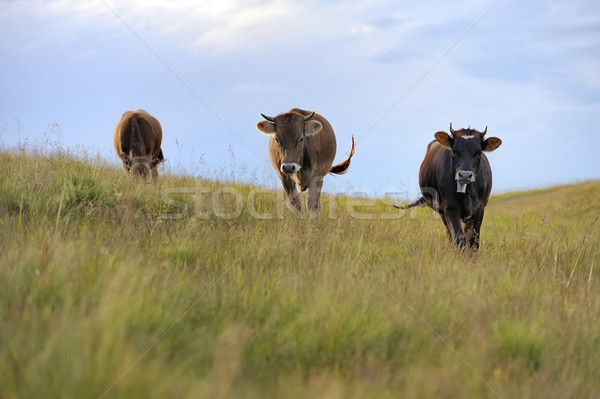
<box><xmin>455</xmin><ymin>170</ymin><xmax>475</xmax><ymax>193</ymax></box>
<box><xmin>281</xmin><ymin>163</ymin><xmax>301</xmax><ymax>174</ymax></box>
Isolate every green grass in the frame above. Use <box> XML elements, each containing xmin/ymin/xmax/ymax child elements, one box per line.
<box><xmin>0</xmin><ymin>150</ymin><xmax>599</xmax><ymax>398</ymax></box>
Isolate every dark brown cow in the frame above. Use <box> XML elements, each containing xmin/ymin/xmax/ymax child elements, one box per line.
<box><xmin>114</xmin><ymin>110</ymin><xmax>164</xmax><ymax>181</ymax></box>
<box><xmin>401</xmin><ymin>124</ymin><xmax>502</xmax><ymax>249</ymax></box>
<box><xmin>256</xmin><ymin>108</ymin><xmax>355</xmax><ymax>215</ymax></box>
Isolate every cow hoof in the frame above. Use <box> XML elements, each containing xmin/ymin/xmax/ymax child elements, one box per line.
<box><xmin>285</xmin><ymin>202</ymin><xmax>305</xmax><ymax>219</ymax></box>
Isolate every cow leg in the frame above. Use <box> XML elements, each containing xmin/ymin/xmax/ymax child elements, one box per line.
<box><xmin>443</xmin><ymin>208</ymin><xmax>467</xmax><ymax>248</ymax></box>
<box><xmin>281</xmin><ymin>175</ymin><xmax>305</xmax><ymax>215</ymax></box>
<box><xmin>463</xmin><ymin>217</ymin><xmax>474</xmax><ymax>247</ymax></box>
<box><xmin>151</xmin><ymin>167</ymin><xmax>158</xmax><ymax>182</ymax></box>
<box><xmin>307</xmin><ymin>175</ymin><xmax>324</xmax><ymax>217</ymax></box>
<box><xmin>467</xmin><ymin>208</ymin><xmax>484</xmax><ymax>250</ymax></box>
<box><xmin>440</xmin><ymin>212</ymin><xmax>453</xmax><ymax>241</ymax></box>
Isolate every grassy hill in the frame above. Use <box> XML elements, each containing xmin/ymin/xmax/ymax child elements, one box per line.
<box><xmin>1</xmin><ymin>150</ymin><xmax>599</xmax><ymax>398</ymax></box>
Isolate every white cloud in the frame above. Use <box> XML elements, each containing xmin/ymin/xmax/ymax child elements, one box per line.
<box><xmin>47</xmin><ymin>0</ymin><xmax>318</xmax><ymax>52</ymax></box>
<box><xmin>36</xmin><ymin>0</ymin><xmax>106</xmax><ymax>18</ymax></box>
<box><xmin>7</xmin><ymin>0</ymin><xmax>426</xmax><ymax>56</ymax></box>
<box><xmin>190</xmin><ymin>1</ymin><xmax>302</xmax><ymax>53</ymax></box>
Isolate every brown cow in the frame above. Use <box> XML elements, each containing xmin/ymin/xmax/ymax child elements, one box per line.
<box><xmin>114</xmin><ymin>110</ymin><xmax>164</xmax><ymax>181</ymax></box>
<box><xmin>256</xmin><ymin>108</ymin><xmax>355</xmax><ymax>215</ymax></box>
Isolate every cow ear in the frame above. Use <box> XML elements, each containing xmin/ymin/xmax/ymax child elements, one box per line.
<box><xmin>483</xmin><ymin>137</ymin><xmax>502</xmax><ymax>152</ymax></box>
<box><xmin>256</xmin><ymin>121</ymin><xmax>275</xmax><ymax>135</ymax></box>
<box><xmin>120</xmin><ymin>153</ymin><xmax>132</xmax><ymax>166</ymax></box>
<box><xmin>434</xmin><ymin>131</ymin><xmax>453</xmax><ymax>149</ymax></box>
<box><xmin>304</xmin><ymin>120</ymin><xmax>322</xmax><ymax>137</ymax></box>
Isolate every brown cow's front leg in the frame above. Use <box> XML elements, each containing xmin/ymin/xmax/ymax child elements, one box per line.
<box><xmin>280</xmin><ymin>175</ymin><xmax>305</xmax><ymax>216</ymax></box>
<box><xmin>307</xmin><ymin>175</ymin><xmax>324</xmax><ymax>217</ymax></box>
<box><xmin>444</xmin><ymin>208</ymin><xmax>467</xmax><ymax>248</ymax></box>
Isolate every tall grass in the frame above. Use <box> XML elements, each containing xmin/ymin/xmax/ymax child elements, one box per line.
<box><xmin>0</xmin><ymin>150</ymin><xmax>598</xmax><ymax>398</ymax></box>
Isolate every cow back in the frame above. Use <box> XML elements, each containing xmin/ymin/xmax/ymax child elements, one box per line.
<box><xmin>114</xmin><ymin>110</ymin><xmax>162</xmax><ymax>159</ymax></box>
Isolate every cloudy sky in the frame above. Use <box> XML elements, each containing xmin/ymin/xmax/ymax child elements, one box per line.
<box><xmin>1</xmin><ymin>0</ymin><xmax>599</xmax><ymax>197</ymax></box>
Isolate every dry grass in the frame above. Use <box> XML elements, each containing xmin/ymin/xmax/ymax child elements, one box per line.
<box><xmin>0</xmin><ymin>150</ymin><xmax>599</xmax><ymax>398</ymax></box>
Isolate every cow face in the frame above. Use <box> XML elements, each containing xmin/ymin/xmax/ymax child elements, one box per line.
<box><xmin>256</xmin><ymin>111</ymin><xmax>322</xmax><ymax>174</ymax></box>
<box><xmin>435</xmin><ymin>124</ymin><xmax>502</xmax><ymax>193</ymax></box>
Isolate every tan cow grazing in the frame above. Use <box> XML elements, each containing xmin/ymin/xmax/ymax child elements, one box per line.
<box><xmin>114</xmin><ymin>110</ymin><xmax>164</xmax><ymax>181</ymax></box>
<box><xmin>256</xmin><ymin>108</ymin><xmax>355</xmax><ymax>216</ymax></box>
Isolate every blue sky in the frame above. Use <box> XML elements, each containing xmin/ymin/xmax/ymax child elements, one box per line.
<box><xmin>1</xmin><ymin>0</ymin><xmax>599</xmax><ymax>198</ymax></box>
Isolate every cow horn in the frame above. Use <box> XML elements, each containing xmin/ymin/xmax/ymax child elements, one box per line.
<box><xmin>304</xmin><ymin>111</ymin><xmax>315</xmax><ymax>121</ymax></box>
<box><xmin>261</xmin><ymin>113</ymin><xmax>275</xmax><ymax>122</ymax></box>
<box><xmin>481</xmin><ymin>126</ymin><xmax>488</xmax><ymax>136</ymax></box>
<box><xmin>449</xmin><ymin>123</ymin><xmax>457</xmax><ymax>136</ymax></box>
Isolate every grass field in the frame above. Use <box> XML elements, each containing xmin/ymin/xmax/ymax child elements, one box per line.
<box><xmin>0</xmin><ymin>149</ymin><xmax>599</xmax><ymax>398</ymax></box>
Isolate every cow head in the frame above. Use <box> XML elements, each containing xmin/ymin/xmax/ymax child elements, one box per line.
<box><xmin>434</xmin><ymin>123</ymin><xmax>502</xmax><ymax>193</ymax></box>
<box><xmin>120</xmin><ymin>154</ymin><xmax>162</xmax><ymax>180</ymax></box>
<box><xmin>256</xmin><ymin>111</ymin><xmax>322</xmax><ymax>174</ymax></box>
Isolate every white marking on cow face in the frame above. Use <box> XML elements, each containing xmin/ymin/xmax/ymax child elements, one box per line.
<box><xmin>459</xmin><ymin>135</ymin><xmax>477</xmax><ymax>140</ymax></box>
<box><xmin>281</xmin><ymin>162</ymin><xmax>301</xmax><ymax>174</ymax></box>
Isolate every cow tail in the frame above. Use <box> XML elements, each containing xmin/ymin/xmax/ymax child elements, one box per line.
<box><xmin>392</xmin><ymin>197</ymin><xmax>426</xmax><ymax>210</ymax></box>
<box><xmin>329</xmin><ymin>135</ymin><xmax>355</xmax><ymax>175</ymax></box>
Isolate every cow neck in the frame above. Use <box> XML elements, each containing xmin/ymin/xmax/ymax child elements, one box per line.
<box><xmin>301</xmin><ymin>143</ymin><xmax>311</xmax><ymax>171</ymax></box>
<box><xmin>461</xmin><ymin>193</ymin><xmax>474</xmax><ymax>219</ymax></box>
